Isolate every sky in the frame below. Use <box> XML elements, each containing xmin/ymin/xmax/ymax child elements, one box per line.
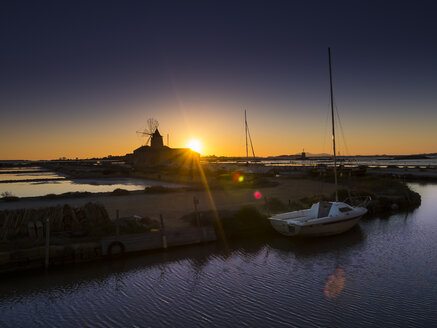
<box><xmin>1</xmin><ymin>0</ymin><xmax>437</xmax><ymax>160</ymax></box>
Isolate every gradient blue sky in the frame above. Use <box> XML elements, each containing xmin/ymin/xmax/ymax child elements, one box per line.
<box><xmin>1</xmin><ymin>0</ymin><xmax>436</xmax><ymax>159</ymax></box>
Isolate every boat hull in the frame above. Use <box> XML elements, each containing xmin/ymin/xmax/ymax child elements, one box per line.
<box><xmin>269</xmin><ymin>214</ymin><xmax>364</xmax><ymax>237</ymax></box>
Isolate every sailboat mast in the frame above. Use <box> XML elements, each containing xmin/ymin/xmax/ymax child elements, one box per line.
<box><xmin>245</xmin><ymin>109</ymin><xmax>249</xmax><ymax>164</ymax></box>
<box><xmin>328</xmin><ymin>47</ymin><xmax>338</xmax><ymax>202</ymax></box>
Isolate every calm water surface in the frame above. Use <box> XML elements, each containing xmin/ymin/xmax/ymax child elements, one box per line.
<box><xmin>1</xmin><ymin>183</ymin><xmax>437</xmax><ymax>327</ymax></box>
<box><xmin>0</xmin><ymin>167</ymin><xmax>182</xmax><ymax>197</ymax></box>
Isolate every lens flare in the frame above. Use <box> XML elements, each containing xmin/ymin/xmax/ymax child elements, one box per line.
<box><xmin>254</xmin><ymin>191</ymin><xmax>262</xmax><ymax>199</ymax></box>
<box><xmin>233</xmin><ymin>173</ymin><xmax>244</xmax><ymax>183</ymax></box>
<box><xmin>324</xmin><ymin>268</ymin><xmax>346</xmax><ymax>298</ymax></box>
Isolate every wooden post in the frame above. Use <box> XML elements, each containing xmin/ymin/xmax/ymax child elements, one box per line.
<box><xmin>193</xmin><ymin>196</ymin><xmax>200</xmax><ymax>226</ymax></box>
<box><xmin>193</xmin><ymin>196</ymin><xmax>207</xmax><ymax>241</ymax></box>
<box><xmin>45</xmin><ymin>217</ymin><xmax>50</xmax><ymax>270</ymax></box>
<box><xmin>160</xmin><ymin>214</ymin><xmax>167</xmax><ymax>249</ymax></box>
<box><xmin>116</xmin><ymin>210</ymin><xmax>120</xmax><ymax>237</ymax></box>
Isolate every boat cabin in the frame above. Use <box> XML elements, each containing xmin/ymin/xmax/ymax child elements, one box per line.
<box><xmin>309</xmin><ymin>202</ymin><xmax>354</xmax><ymax>219</ymax></box>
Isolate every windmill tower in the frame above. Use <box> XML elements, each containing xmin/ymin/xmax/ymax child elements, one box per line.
<box><xmin>150</xmin><ymin>129</ymin><xmax>163</xmax><ymax>148</ymax></box>
<box><xmin>136</xmin><ymin>118</ymin><xmax>163</xmax><ymax>148</ymax></box>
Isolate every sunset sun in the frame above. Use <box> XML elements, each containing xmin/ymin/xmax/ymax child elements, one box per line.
<box><xmin>187</xmin><ymin>139</ymin><xmax>203</xmax><ymax>153</ymax></box>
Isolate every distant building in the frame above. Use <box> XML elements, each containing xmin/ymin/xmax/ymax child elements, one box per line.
<box><xmin>126</xmin><ymin>129</ymin><xmax>200</xmax><ymax>169</ymax></box>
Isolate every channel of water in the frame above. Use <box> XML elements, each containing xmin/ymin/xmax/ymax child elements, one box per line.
<box><xmin>0</xmin><ymin>182</ymin><xmax>436</xmax><ymax>327</ymax></box>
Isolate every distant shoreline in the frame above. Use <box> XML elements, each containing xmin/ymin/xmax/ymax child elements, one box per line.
<box><xmin>1</xmin><ymin>153</ymin><xmax>437</xmax><ymax>164</ymax></box>
<box><xmin>0</xmin><ymin>178</ymin><xmax>66</xmax><ymax>184</ymax></box>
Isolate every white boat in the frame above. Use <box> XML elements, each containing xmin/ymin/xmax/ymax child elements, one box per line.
<box><xmin>268</xmin><ymin>201</ymin><xmax>368</xmax><ymax>237</ymax></box>
<box><xmin>268</xmin><ymin>48</ymin><xmax>369</xmax><ymax>237</ymax></box>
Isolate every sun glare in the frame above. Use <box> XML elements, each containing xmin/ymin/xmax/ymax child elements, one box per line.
<box><xmin>187</xmin><ymin>139</ymin><xmax>203</xmax><ymax>153</ymax></box>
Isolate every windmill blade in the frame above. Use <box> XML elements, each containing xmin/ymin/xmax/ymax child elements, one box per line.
<box><xmin>136</xmin><ymin>129</ymin><xmax>153</xmax><ymax>146</ymax></box>
<box><xmin>147</xmin><ymin>118</ymin><xmax>159</xmax><ymax>134</ymax></box>
<box><xmin>136</xmin><ymin>130</ymin><xmax>152</xmax><ymax>136</ymax></box>
<box><xmin>136</xmin><ymin>118</ymin><xmax>159</xmax><ymax>146</ymax></box>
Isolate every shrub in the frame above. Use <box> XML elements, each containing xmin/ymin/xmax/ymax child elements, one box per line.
<box><xmin>40</xmin><ymin>192</ymin><xmax>92</xmax><ymax>199</ymax></box>
<box><xmin>39</xmin><ymin>193</ymin><xmax>58</xmax><ymax>199</ymax></box>
<box><xmin>112</xmin><ymin>188</ymin><xmax>130</xmax><ymax>196</ymax></box>
<box><xmin>1</xmin><ymin>191</ymin><xmax>19</xmax><ymax>202</ymax></box>
<box><xmin>220</xmin><ymin>206</ymin><xmax>272</xmax><ymax>237</ymax></box>
<box><xmin>263</xmin><ymin>197</ymin><xmax>287</xmax><ymax>213</ymax></box>
<box><xmin>144</xmin><ymin>185</ymin><xmax>174</xmax><ymax>194</ymax></box>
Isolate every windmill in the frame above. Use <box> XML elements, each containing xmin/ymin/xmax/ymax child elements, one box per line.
<box><xmin>136</xmin><ymin>118</ymin><xmax>159</xmax><ymax>146</ymax></box>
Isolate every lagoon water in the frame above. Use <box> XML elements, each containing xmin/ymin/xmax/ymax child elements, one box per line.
<box><xmin>0</xmin><ymin>167</ymin><xmax>181</xmax><ymax>197</ymax></box>
<box><xmin>1</xmin><ymin>183</ymin><xmax>437</xmax><ymax>327</ymax></box>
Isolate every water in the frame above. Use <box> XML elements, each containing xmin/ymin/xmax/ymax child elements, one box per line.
<box><xmin>261</xmin><ymin>158</ymin><xmax>437</xmax><ymax>168</ymax></box>
<box><xmin>1</xmin><ymin>183</ymin><xmax>437</xmax><ymax>327</ymax></box>
<box><xmin>206</xmin><ymin>157</ymin><xmax>437</xmax><ymax>168</ymax></box>
<box><xmin>0</xmin><ymin>167</ymin><xmax>63</xmax><ymax>182</ymax></box>
<box><xmin>0</xmin><ymin>167</ymin><xmax>182</xmax><ymax>197</ymax></box>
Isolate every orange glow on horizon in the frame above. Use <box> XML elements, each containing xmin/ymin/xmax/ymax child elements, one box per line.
<box><xmin>0</xmin><ymin>100</ymin><xmax>436</xmax><ymax>160</ymax></box>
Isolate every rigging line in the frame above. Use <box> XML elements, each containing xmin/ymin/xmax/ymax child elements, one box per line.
<box><xmin>333</xmin><ymin>100</ymin><xmax>351</xmax><ymax>157</ymax></box>
<box><xmin>333</xmin><ymin>100</ymin><xmax>360</xmax><ymax>169</ymax></box>
<box><xmin>247</xmin><ymin>127</ymin><xmax>256</xmax><ymax>159</ymax></box>
<box><xmin>244</xmin><ymin>109</ymin><xmax>248</xmax><ymax>161</ymax></box>
<box><xmin>322</xmin><ymin>100</ymin><xmax>331</xmax><ymax>155</ymax></box>
<box><xmin>336</xmin><ymin>111</ymin><xmax>354</xmax><ymax>164</ymax></box>
<box><xmin>334</xmin><ymin>104</ymin><xmax>348</xmax><ymax>155</ymax></box>
<box><xmin>319</xmin><ymin>100</ymin><xmax>331</xmax><ymax>198</ymax></box>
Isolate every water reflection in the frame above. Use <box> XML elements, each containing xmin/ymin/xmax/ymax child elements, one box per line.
<box><xmin>0</xmin><ymin>229</ymin><xmax>367</xmax><ymax>302</ymax></box>
<box><xmin>267</xmin><ymin>225</ymin><xmax>365</xmax><ymax>257</ymax></box>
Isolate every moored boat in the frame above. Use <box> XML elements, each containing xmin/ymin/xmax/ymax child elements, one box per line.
<box><xmin>268</xmin><ymin>201</ymin><xmax>368</xmax><ymax>237</ymax></box>
<box><xmin>268</xmin><ymin>48</ymin><xmax>369</xmax><ymax>237</ymax></box>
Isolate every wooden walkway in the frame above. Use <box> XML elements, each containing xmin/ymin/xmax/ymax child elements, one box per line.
<box><xmin>101</xmin><ymin>226</ymin><xmax>217</xmax><ymax>256</ymax></box>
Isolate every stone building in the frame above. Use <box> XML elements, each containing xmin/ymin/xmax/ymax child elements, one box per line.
<box><xmin>126</xmin><ymin>129</ymin><xmax>200</xmax><ymax>169</ymax></box>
